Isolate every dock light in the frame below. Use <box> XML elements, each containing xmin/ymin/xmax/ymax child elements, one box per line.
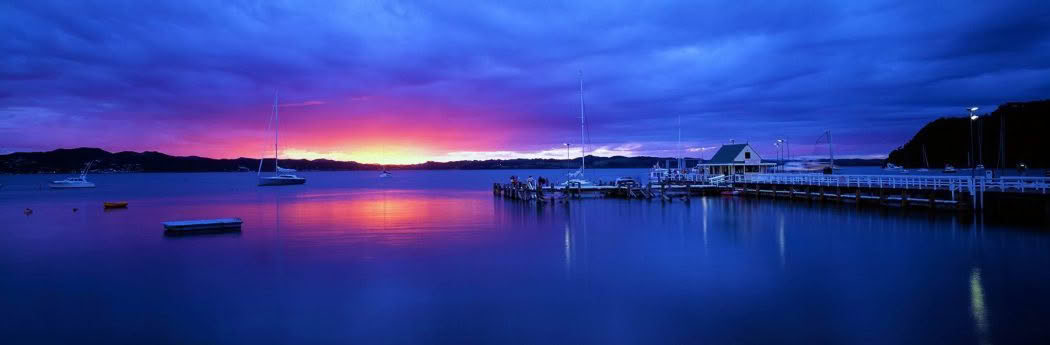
<box><xmin>967</xmin><ymin>107</ymin><xmax>979</xmax><ymax>177</ymax></box>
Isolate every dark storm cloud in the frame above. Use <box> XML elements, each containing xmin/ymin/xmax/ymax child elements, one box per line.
<box><xmin>0</xmin><ymin>0</ymin><xmax>1047</xmax><ymax>158</ymax></box>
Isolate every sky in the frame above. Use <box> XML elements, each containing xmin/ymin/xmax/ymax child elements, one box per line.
<box><xmin>1</xmin><ymin>0</ymin><xmax>1048</xmax><ymax>164</ymax></box>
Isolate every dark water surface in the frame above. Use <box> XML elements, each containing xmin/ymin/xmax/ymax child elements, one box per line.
<box><xmin>2</xmin><ymin>170</ymin><xmax>1049</xmax><ymax>344</ymax></box>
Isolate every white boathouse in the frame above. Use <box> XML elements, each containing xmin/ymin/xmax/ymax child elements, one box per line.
<box><xmin>696</xmin><ymin>142</ymin><xmax>775</xmax><ymax>175</ymax></box>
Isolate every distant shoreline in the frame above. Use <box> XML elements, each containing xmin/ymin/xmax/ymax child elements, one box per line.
<box><xmin>3</xmin><ymin>165</ymin><xmax>887</xmax><ymax>175</ymax></box>
<box><xmin>0</xmin><ymin>147</ymin><xmax>884</xmax><ymax>174</ymax></box>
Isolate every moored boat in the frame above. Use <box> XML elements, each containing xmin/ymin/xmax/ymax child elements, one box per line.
<box><xmin>257</xmin><ymin>92</ymin><xmax>306</xmax><ymax>187</ymax></box>
<box><xmin>884</xmin><ymin>163</ymin><xmax>904</xmax><ymax>171</ymax></box>
<box><xmin>943</xmin><ymin>164</ymin><xmax>957</xmax><ymax>173</ymax></box>
<box><xmin>50</xmin><ymin>176</ymin><xmax>95</xmax><ymax>189</ymax></box>
<box><xmin>559</xmin><ymin>71</ymin><xmax>595</xmax><ymax>186</ymax></box>
<box><xmin>50</xmin><ymin>164</ymin><xmax>95</xmax><ymax>189</ymax></box>
<box><xmin>259</xmin><ymin>174</ymin><xmax>306</xmax><ymax>186</ymax></box>
<box><xmin>615</xmin><ymin>177</ymin><xmax>638</xmax><ymax>187</ymax></box>
<box><xmin>103</xmin><ymin>201</ymin><xmax>128</xmax><ymax>209</ymax></box>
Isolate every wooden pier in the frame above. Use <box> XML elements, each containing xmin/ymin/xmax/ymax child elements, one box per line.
<box><xmin>729</xmin><ymin>174</ymin><xmax>1050</xmax><ymax>211</ymax></box>
<box><xmin>492</xmin><ymin>182</ymin><xmax>723</xmax><ymax>202</ymax></box>
<box><xmin>495</xmin><ymin>173</ymin><xmax>1050</xmax><ymax>214</ymax></box>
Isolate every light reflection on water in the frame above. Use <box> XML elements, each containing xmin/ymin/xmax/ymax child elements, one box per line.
<box><xmin>0</xmin><ymin>171</ymin><xmax>1049</xmax><ymax>344</ymax></box>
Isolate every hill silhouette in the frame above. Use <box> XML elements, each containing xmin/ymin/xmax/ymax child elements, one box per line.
<box><xmin>886</xmin><ymin>100</ymin><xmax>1050</xmax><ymax>169</ymax></box>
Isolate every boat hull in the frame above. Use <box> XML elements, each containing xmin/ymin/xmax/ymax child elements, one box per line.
<box><xmin>49</xmin><ymin>182</ymin><xmax>96</xmax><ymax>189</ymax></box>
<box><xmin>103</xmin><ymin>202</ymin><xmax>128</xmax><ymax>209</ymax></box>
<box><xmin>258</xmin><ymin>177</ymin><xmax>306</xmax><ymax>186</ymax></box>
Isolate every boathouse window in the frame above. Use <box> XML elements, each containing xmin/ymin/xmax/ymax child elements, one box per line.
<box><xmin>745</xmin><ymin>152</ymin><xmax>751</xmax><ymax>159</ymax></box>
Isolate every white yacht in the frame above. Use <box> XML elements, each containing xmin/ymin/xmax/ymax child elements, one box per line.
<box><xmin>379</xmin><ymin>170</ymin><xmax>392</xmax><ymax>178</ymax></box>
<box><xmin>943</xmin><ymin>164</ymin><xmax>958</xmax><ymax>173</ymax></box>
<box><xmin>884</xmin><ymin>163</ymin><xmax>904</xmax><ymax>171</ymax></box>
<box><xmin>50</xmin><ymin>165</ymin><xmax>95</xmax><ymax>189</ymax></box>
<box><xmin>258</xmin><ymin>92</ymin><xmax>305</xmax><ymax>186</ymax></box>
<box><xmin>560</xmin><ymin>71</ymin><xmax>595</xmax><ymax>187</ymax></box>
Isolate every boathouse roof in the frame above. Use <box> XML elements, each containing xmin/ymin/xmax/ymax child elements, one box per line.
<box><xmin>706</xmin><ymin>144</ymin><xmax>750</xmax><ymax>164</ymax></box>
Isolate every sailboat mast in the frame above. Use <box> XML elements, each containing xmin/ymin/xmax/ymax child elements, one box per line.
<box><xmin>579</xmin><ymin>71</ymin><xmax>585</xmax><ymax>177</ymax></box>
<box><xmin>677</xmin><ymin>114</ymin><xmax>682</xmax><ymax>169</ymax></box>
<box><xmin>923</xmin><ymin>145</ymin><xmax>929</xmax><ymax>168</ymax></box>
<box><xmin>274</xmin><ymin>92</ymin><xmax>279</xmax><ymax>175</ymax></box>
<box><xmin>827</xmin><ymin>130</ymin><xmax>834</xmax><ymax>168</ymax></box>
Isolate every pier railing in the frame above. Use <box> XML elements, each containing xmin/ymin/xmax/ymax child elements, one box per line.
<box><xmin>729</xmin><ymin>174</ymin><xmax>1050</xmax><ymax>194</ymax></box>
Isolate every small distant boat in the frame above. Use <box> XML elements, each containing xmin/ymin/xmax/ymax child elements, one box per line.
<box><xmin>975</xmin><ymin>164</ymin><xmax>985</xmax><ymax>170</ymax></box>
<box><xmin>50</xmin><ymin>164</ymin><xmax>96</xmax><ymax>189</ymax></box>
<box><xmin>257</xmin><ymin>92</ymin><xmax>305</xmax><ymax>187</ymax></box>
<box><xmin>103</xmin><ymin>201</ymin><xmax>128</xmax><ymax>209</ymax></box>
<box><xmin>379</xmin><ymin>171</ymin><xmax>392</xmax><ymax>178</ymax></box>
<box><xmin>943</xmin><ymin>164</ymin><xmax>957</xmax><ymax>173</ymax></box>
<box><xmin>884</xmin><ymin>163</ymin><xmax>904</xmax><ymax>171</ymax></box>
<box><xmin>559</xmin><ymin>178</ymin><xmax>595</xmax><ymax>188</ymax></box>
<box><xmin>614</xmin><ymin>177</ymin><xmax>638</xmax><ymax>187</ymax></box>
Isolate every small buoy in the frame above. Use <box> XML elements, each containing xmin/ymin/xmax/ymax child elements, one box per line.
<box><xmin>24</xmin><ymin>208</ymin><xmax>32</xmax><ymax>215</ymax></box>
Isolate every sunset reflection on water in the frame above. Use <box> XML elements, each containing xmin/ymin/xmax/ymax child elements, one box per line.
<box><xmin>268</xmin><ymin>189</ymin><xmax>497</xmax><ymax>247</ymax></box>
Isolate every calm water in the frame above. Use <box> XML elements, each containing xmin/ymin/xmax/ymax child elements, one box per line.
<box><xmin>2</xmin><ymin>170</ymin><xmax>1049</xmax><ymax>344</ymax></box>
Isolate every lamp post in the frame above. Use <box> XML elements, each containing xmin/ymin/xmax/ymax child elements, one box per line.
<box><xmin>968</xmin><ymin>107</ymin><xmax>979</xmax><ymax>179</ymax></box>
<box><xmin>564</xmin><ymin>143</ymin><xmax>571</xmax><ymax>177</ymax></box>
<box><xmin>775</xmin><ymin>139</ymin><xmax>785</xmax><ymax>173</ymax></box>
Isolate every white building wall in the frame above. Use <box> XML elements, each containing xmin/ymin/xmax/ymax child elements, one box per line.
<box><xmin>732</xmin><ymin>145</ymin><xmax>762</xmax><ymax>164</ymax></box>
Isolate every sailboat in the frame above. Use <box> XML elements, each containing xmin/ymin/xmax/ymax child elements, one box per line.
<box><xmin>560</xmin><ymin>71</ymin><xmax>594</xmax><ymax>187</ymax></box>
<box><xmin>379</xmin><ymin>165</ymin><xmax>392</xmax><ymax>178</ymax></box>
<box><xmin>50</xmin><ymin>162</ymin><xmax>96</xmax><ymax>189</ymax></box>
<box><xmin>917</xmin><ymin>145</ymin><xmax>930</xmax><ymax>172</ymax></box>
<box><xmin>258</xmin><ymin>92</ymin><xmax>306</xmax><ymax>186</ymax></box>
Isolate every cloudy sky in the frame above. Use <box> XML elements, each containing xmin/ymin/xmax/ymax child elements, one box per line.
<box><xmin>1</xmin><ymin>0</ymin><xmax>1048</xmax><ymax>163</ymax></box>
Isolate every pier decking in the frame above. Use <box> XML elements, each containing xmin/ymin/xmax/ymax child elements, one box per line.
<box><xmin>730</xmin><ymin>173</ymin><xmax>1050</xmax><ymax>210</ymax></box>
